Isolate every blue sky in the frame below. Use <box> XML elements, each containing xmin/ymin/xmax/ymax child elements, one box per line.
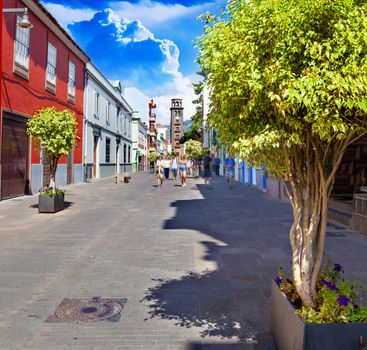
<box><xmin>41</xmin><ymin>0</ymin><xmax>226</xmax><ymax>123</ymax></box>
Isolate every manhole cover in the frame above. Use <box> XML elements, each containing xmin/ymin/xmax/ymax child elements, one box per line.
<box><xmin>47</xmin><ymin>297</ymin><xmax>127</xmax><ymax>323</ymax></box>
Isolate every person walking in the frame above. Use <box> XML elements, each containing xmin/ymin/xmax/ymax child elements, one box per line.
<box><xmin>224</xmin><ymin>156</ymin><xmax>236</xmax><ymax>188</ymax></box>
<box><xmin>163</xmin><ymin>155</ymin><xmax>171</xmax><ymax>180</ymax></box>
<box><xmin>178</xmin><ymin>154</ymin><xmax>188</xmax><ymax>187</ymax></box>
<box><xmin>156</xmin><ymin>155</ymin><xmax>164</xmax><ymax>187</ymax></box>
<box><xmin>214</xmin><ymin>156</ymin><xmax>221</xmax><ymax>176</ymax></box>
<box><xmin>203</xmin><ymin>151</ymin><xmax>213</xmax><ymax>189</ymax></box>
<box><xmin>171</xmin><ymin>154</ymin><xmax>178</xmax><ymax>180</ymax></box>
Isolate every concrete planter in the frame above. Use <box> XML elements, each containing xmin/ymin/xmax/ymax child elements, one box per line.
<box><xmin>38</xmin><ymin>192</ymin><xmax>65</xmax><ymax>213</ymax></box>
<box><xmin>270</xmin><ymin>281</ymin><xmax>367</xmax><ymax>350</ymax></box>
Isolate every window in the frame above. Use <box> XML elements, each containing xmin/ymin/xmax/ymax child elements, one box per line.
<box><xmin>175</xmin><ymin>126</ymin><xmax>180</xmax><ymax>131</ymax></box>
<box><xmin>14</xmin><ymin>16</ymin><xmax>30</xmax><ymax>73</ymax></box>
<box><xmin>128</xmin><ymin>146</ymin><xmax>131</xmax><ymax>163</ymax></box>
<box><xmin>106</xmin><ymin>101</ymin><xmax>110</xmax><ymax>125</ymax></box>
<box><xmin>46</xmin><ymin>43</ymin><xmax>57</xmax><ymax>89</ymax></box>
<box><xmin>68</xmin><ymin>61</ymin><xmax>76</xmax><ymax>99</ymax></box>
<box><xmin>94</xmin><ymin>92</ymin><xmax>100</xmax><ymax>117</ymax></box>
<box><xmin>105</xmin><ymin>138</ymin><xmax>111</xmax><ymax>163</ymax></box>
<box><xmin>116</xmin><ymin>108</ymin><xmax>120</xmax><ymax>129</ymax></box>
<box><xmin>124</xmin><ymin>116</ymin><xmax>127</xmax><ymax>135</ymax></box>
<box><xmin>123</xmin><ymin>144</ymin><xmax>127</xmax><ymax>163</ymax></box>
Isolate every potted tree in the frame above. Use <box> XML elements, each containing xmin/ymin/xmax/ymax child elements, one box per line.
<box><xmin>27</xmin><ymin>107</ymin><xmax>77</xmax><ymax>213</ymax></box>
<box><xmin>197</xmin><ymin>0</ymin><xmax>367</xmax><ymax>348</ymax></box>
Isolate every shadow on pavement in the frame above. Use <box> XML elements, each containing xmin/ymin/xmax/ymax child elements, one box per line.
<box><xmin>142</xmin><ymin>182</ymin><xmax>293</xmax><ymax>349</ymax></box>
<box><xmin>29</xmin><ymin>201</ymin><xmax>74</xmax><ymax>210</ymax></box>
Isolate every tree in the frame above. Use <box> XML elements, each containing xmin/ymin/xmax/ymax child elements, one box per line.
<box><xmin>185</xmin><ymin>140</ymin><xmax>205</xmax><ymax>160</ymax></box>
<box><xmin>180</xmin><ymin>78</ymin><xmax>206</xmax><ymax>145</ymax></box>
<box><xmin>27</xmin><ymin>107</ymin><xmax>77</xmax><ymax>190</ymax></box>
<box><xmin>147</xmin><ymin>151</ymin><xmax>159</xmax><ymax>163</ymax></box>
<box><xmin>197</xmin><ymin>0</ymin><xmax>367</xmax><ymax>307</ymax></box>
<box><xmin>179</xmin><ymin>124</ymin><xmax>202</xmax><ymax>144</ymax></box>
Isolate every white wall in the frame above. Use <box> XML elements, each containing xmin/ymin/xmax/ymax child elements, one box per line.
<box><xmin>84</xmin><ymin>63</ymin><xmax>133</xmax><ymax>178</ymax></box>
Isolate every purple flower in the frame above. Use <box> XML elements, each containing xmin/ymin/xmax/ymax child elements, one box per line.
<box><xmin>333</xmin><ymin>264</ymin><xmax>343</xmax><ymax>273</ymax></box>
<box><xmin>322</xmin><ymin>278</ymin><xmax>339</xmax><ymax>291</ymax></box>
<box><xmin>338</xmin><ymin>295</ymin><xmax>350</xmax><ymax>307</ymax></box>
<box><xmin>275</xmin><ymin>277</ymin><xmax>283</xmax><ymax>286</ymax></box>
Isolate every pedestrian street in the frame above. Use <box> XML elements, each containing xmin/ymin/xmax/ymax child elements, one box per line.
<box><xmin>0</xmin><ymin>173</ymin><xmax>367</xmax><ymax>350</ymax></box>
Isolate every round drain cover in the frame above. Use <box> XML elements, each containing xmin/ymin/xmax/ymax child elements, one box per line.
<box><xmin>55</xmin><ymin>297</ymin><xmax>123</xmax><ymax>322</ymax></box>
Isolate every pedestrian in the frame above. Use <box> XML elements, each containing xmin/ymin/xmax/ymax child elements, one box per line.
<box><xmin>163</xmin><ymin>155</ymin><xmax>171</xmax><ymax>180</ymax></box>
<box><xmin>156</xmin><ymin>155</ymin><xmax>164</xmax><ymax>187</ymax></box>
<box><xmin>171</xmin><ymin>153</ymin><xmax>178</xmax><ymax>180</ymax></box>
<box><xmin>203</xmin><ymin>150</ymin><xmax>212</xmax><ymax>189</ymax></box>
<box><xmin>214</xmin><ymin>156</ymin><xmax>221</xmax><ymax>176</ymax></box>
<box><xmin>178</xmin><ymin>154</ymin><xmax>188</xmax><ymax>187</ymax></box>
<box><xmin>224</xmin><ymin>155</ymin><xmax>236</xmax><ymax>188</ymax></box>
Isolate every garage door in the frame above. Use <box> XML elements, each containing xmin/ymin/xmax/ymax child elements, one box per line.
<box><xmin>1</xmin><ymin>113</ymin><xmax>29</xmax><ymax>199</ymax></box>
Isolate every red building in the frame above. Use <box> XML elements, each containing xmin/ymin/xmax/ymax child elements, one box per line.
<box><xmin>1</xmin><ymin>0</ymin><xmax>90</xmax><ymax>199</ymax></box>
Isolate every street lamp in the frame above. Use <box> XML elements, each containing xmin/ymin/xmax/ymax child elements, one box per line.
<box><xmin>3</xmin><ymin>7</ymin><xmax>33</xmax><ymax>28</ymax></box>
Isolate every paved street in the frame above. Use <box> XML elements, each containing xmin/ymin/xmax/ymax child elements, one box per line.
<box><xmin>0</xmin><ymin>173</ymin><xmax>367</xmax><ymax>350</ymax></box>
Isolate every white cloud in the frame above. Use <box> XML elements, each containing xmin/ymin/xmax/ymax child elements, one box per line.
<box><xmin>153</xmin><ymin>73</ymin><xmax>200</xmax><ymax>125</ymax></box>
<box><xmin>40</xmin><ymin>3</ymin><xmax>96</xmax><ymax>30</ymax></box>
<box><xmin>41</xmin><ymin>3</ymin><xmax>201</xmax><ymax>126</ymax></box>
<box><xmin>111</xmin><ymin>0</ymin><xmax>210</xmax><ymax>28</ymax></box>
<box><xmin>102</xmin><ymin>9</ymin><xmax>154</xmax><ymax>43</ymax></box>
<box><xmin>159</xmin><ymin>39</ymin><xmax>180</xmax><ymax>77</ymax></box>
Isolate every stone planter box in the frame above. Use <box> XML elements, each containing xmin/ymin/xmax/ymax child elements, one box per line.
<box><xmin>270</xmin><ymin>281</ymin><xmax>367</xmax><ymax>350</ymax></box>
<box><xmin>38</xmin><ymin>192</ymin><xmax>65</xmax><ymax>213</ymax></box>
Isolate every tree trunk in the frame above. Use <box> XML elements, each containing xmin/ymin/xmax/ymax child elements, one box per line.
<box><xmin>289</xmin><ymin>192</ymin><xmax>328</xmax><ymax>307</ymax></box>
<box><xmin>49</xmin><ymin>156</ymin><xmax>59</xmax><ymax>190</ymax></box>
<box><xmin>285</xmin><ymin>134</ymin><xmax>352</xmax><ymax>308</ymax></box>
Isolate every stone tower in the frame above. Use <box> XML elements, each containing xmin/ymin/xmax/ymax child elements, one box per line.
<box><xmin>170</xmin><ymin>98</ymin><xmax>184</xmax><ymax>155</ymax></box>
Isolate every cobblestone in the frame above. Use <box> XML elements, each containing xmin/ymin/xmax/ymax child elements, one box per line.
<box><xmin>0</xmin><ymin>173</ymin><xmax>366</xmax><ymax>349</ymax></box>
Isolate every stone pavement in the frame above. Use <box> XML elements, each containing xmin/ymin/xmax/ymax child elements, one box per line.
<box><xmin>0</xmin><ymin>173</ymin><xmax>367</xmax><ymax>350</ymax></box>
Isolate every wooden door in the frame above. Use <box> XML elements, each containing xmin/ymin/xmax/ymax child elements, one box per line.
<box><xmin>1</xmin><ymin>113</ymin><xmax>29</xmax><ymax>199</ymax></box>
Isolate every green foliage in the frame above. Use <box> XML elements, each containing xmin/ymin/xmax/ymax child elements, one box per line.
<box><xmin>40</xmin><ymin>188</ymin><xmax>64</xmax><ymax>196</ymax></box>
<box><xmin>27</xmin><ymin>107</ymin><xmax>77</xmax><ymax>159</ymax></box>
<box><xmin>184</xmin><ymin>139</ymin><xmax>205</xmax><ymax>160</ymax></box>
<box><xmin>27</xmin><ymin>107</ymin><xmax>77</xmax><ymax>188</ymax></box>
<box><xmin>179</xmin><ymin>123</ymin><xmax>202</xmax><ymax>144</ymax></box>
<box><xmin>197</xmin><ymin>0</ymin><xmax>367</xmax><ymax>176</ymax></box>
<box><xmin>147</xmin><ymin>152</ymin><xmax>159</xmax><ymax>163</ymax></box>
<box><xmin>277</xmin><ymin>260</ymin><xmax>367</xmax><ymax>323</ymax></box>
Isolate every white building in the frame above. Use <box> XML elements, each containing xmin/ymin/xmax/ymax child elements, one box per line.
<box><xmin>157</xmin><ymin>125</ymin><xmax>169</xmax><ymax>155</ymax></box>
<box><xmin>132</xmin><ymin>112</ymin><xmax>148</xmax><ymax>172</ymax></box>
<box><xmin>84</xmin><ymin>63</ymin><xmax>133</xmax><ymax>180</ymax></box>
